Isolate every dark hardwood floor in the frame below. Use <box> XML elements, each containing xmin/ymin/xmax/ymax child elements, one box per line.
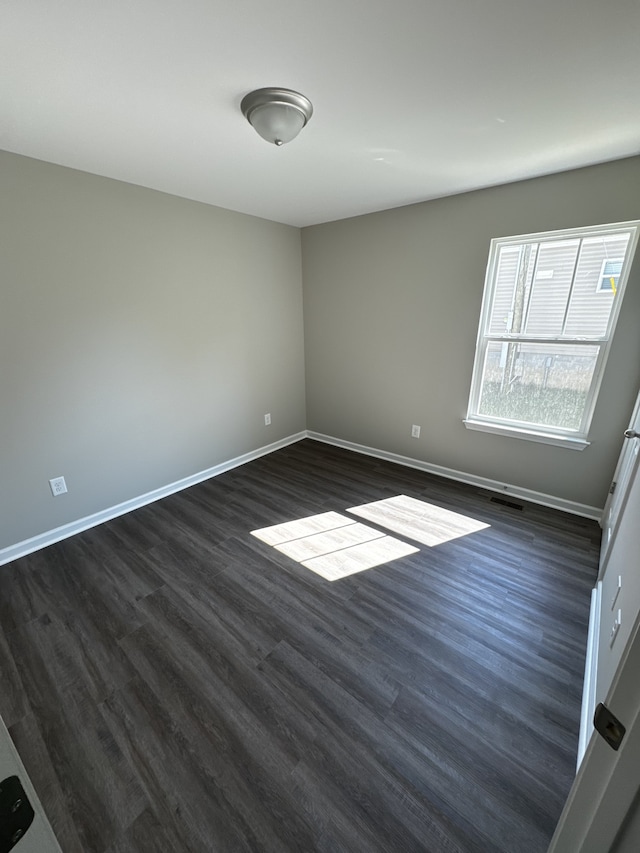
<box><xmin>0</xmin><ymin>439</ymin><xmax>600</xmax><ymax>852</ymax></box>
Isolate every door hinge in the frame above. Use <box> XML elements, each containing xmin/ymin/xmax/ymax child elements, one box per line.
<box><xmin>594</xmin><ymin>702</ymin><xmax>626</xmax><ymax>751</ymax></box>
<box><xmin>609</xmin><ymin>481</ymin><xmax>617</xmax><ymax>495</ymax></box>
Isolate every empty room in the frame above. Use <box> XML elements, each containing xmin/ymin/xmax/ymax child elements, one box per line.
<box><xmin>1</xmin><ymin>1</ymin><xmax>640</xmax><ymax>852</ymax></box>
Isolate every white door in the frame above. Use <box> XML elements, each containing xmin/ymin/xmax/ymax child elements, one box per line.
<box><xmin>600</xmin><ymin>389</ymin><xmax>640</xmax><ymax>577</ymax></box>
<box><xmin>548</xmin><ymin>423</ymin><xmax>640</xmax><ymax>852</ymax></box>
<box><xmin>0</xmin><ymin>715</ymin><xmax>61</xmax><ymax>853</ymax></box>
<box><xmin>576</xmin><ymin>392</ymin><xmax>640</xmax><ymax>766</ymax></box>
<box><xmin>548</xmin><ymin>612</ymin><xmax>640</xmax><ymax>852</ymax></box>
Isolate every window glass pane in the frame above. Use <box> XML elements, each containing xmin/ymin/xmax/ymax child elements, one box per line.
<box><xmin>523</xmin><ymin>239</ymin><xmax>579</xmax><ymax>336</ymax></box>
<box><xmin>488</xmin><ymin>246</ymin><xmax>521</xmax><ymax>333</ymax></box>
<box><xmin>598</xmin><ymin>260</ymin><xmax>621</xmax><ymax>292</ymax></box>
<box><xmin>477</xmin><ymin>341</ymin><xmax>600</xmax><ymax>430</ymax></box>
<box><xmin>603</xmin><ymin>260</ymin><xmax>623</xmax><ymax>277</ymax></box>
<box><xmin>488</xmin><ymin>245</ymin><xmax>538</xmax><ymax>334</ymax></box>
<box><xmin>564</xmin><ymin>234</ymin><xmax>630</xmax><ymax>335</ymax></box>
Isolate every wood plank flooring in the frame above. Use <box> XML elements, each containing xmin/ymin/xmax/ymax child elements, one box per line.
<box><xmin>0</xmin><ymin>439</ymin><xmax>600</xmax><ymax>852</ymax></box>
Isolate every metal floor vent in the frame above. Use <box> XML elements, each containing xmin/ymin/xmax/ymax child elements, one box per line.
<box><xmin>490</xmin><ymin>496</ymin><xmax>524</xmax><ymax>511</ymax></box>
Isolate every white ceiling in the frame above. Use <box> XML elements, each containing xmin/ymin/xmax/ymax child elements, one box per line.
<box><xmin>2</xmin><ymin>0</ymin><xmax>639</xmax><ymax>227</ymax></box>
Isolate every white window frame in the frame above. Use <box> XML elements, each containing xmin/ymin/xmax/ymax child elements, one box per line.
<box><xmin>464</xmin><ymin>221</ymin><xmax>639</xmax><ymax>450</ymax></box>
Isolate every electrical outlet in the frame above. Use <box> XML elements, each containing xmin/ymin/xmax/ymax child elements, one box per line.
<box><xmin>411</xmin><ymin>424</ymin><xmax>421</xmax><ymax>439</ymax></box>
<box><xmin>264</xmin><ymin>413</ymin><xmax>271</xmax><ymax>426</ymax></box>
<box><xmin>610</xmin><ymin>609</ymin><xmax>622</xmax><ymax>647</ymax></box>
<box><xmin>49</xmin><ymin>476</ymin><xmax>67</xmax><ymax>496</ymax></box>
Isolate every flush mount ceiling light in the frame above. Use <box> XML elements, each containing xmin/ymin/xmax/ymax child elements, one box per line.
<box><xmin>240</xmin><ymin>87</ymin><xmax>313</xmax><ymax>147</ymax></box>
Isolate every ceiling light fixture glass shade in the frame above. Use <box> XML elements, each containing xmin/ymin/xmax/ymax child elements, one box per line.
<box><xmin>241</xmin><ymin>88</ymin><xmax>313</xmax><ymax>146</ymax></box>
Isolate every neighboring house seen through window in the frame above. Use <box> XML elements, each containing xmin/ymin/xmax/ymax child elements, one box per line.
<box><xmin>465</xmin><ymin>221</ymin><xmax>639</xmax><ymax>449</ymax></box>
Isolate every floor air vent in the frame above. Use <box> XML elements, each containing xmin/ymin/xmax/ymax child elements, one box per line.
<box><xmin>490</xmin><ymin>496</ymin><xmax>524</xmax><ymax>511</ymax></box>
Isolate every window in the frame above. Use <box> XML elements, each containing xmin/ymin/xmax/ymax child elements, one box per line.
<box><xmin>464</xmin><ymin>221</ymin><xmax>639</xmax><ymax>449</ymax></box>
<box><xmin>598</xmin><ymin>258</ymin><xmax>623</xmax><ymax>292</ymax></box>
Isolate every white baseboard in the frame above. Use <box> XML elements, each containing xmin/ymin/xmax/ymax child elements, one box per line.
<box><xmin>0</xmin><ymin>432</ymin><xmax>306</xmax><ymax>567</ymax></box>
<box><xmin>1</xmin><ymin>428</ymin><xmax>602</xmax><ymax>567</ymax></box>
<box><xmin>306</xmin><ymin>431</ymin><xmax>603</xmax><ymax>520</ymax></box>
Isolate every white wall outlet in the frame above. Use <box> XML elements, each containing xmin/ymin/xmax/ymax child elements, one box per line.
<box><xmin>264</xmin><ymin>413</ymin><xmax>271</xmax><ymax>426</ymax></box>
<box><xmin>49</xmin><ymin>476</ymin><xmax>67</xmax><ymax>496</ymax></box>
<box><xmin>411</xmin><ymin>424</ymin><xmax>421</xmax><ymax>439</ymax></box>
<box><xmin>610</xmin><ymin>608</ymin><xmax>622</xmax><ymax>647</ymax></box>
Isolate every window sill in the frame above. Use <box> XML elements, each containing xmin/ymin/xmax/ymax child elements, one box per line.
<box><xmin>463</xmin><ymin>418</ymin><xmax>590</xmax><ymax>451</ymax></box>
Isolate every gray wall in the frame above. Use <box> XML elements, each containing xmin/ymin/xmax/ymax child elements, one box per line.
<box><xmin>302</xmin><ymin>157</ymin><xmax>640</xmax><ymax>509</ymax></box>
<box><xmin>3</xmin><ymin>151</ymin><xmax>639</xmax><ymax>554</ymax></box>
<box><xmin>0</xmin><ymin>151</ymin><xmax>306</xmax><ymax>551</ymax></box>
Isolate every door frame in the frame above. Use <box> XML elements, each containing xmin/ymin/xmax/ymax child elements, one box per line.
<box><xmin>599</xmin><ymin>390</ymin><xmax>640</xmax><ymax>578</ymax></box>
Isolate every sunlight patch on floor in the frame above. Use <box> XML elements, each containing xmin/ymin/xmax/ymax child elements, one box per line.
<box><xmin>347</xmin><ymin>494</ymin><xmax>490</xmax><ymax>546</ymax></box>
<box><xmin>251</xmin><ymin>512</ymin><xmax>418</xmax><ymax>580</ymax></box>
<box><xmin>251</xmin><ymin>511</ymin><xmax>353</xmax><ymax>546</ymax></box>
<box><xmin>302</xmin><ymin>536</ymin><xmax>418</xmax><ymax>580</ymax></box>
<box><xmin>274</xmin><ymin>521</ymin><xmax>385</xmax><ymax>561</ymax></box>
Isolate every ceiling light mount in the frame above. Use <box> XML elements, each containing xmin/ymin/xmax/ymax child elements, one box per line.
<box><xmin>241</xmin><ymin>87</ymin><xmax>313</xmax><ymax>147</ymax></box>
